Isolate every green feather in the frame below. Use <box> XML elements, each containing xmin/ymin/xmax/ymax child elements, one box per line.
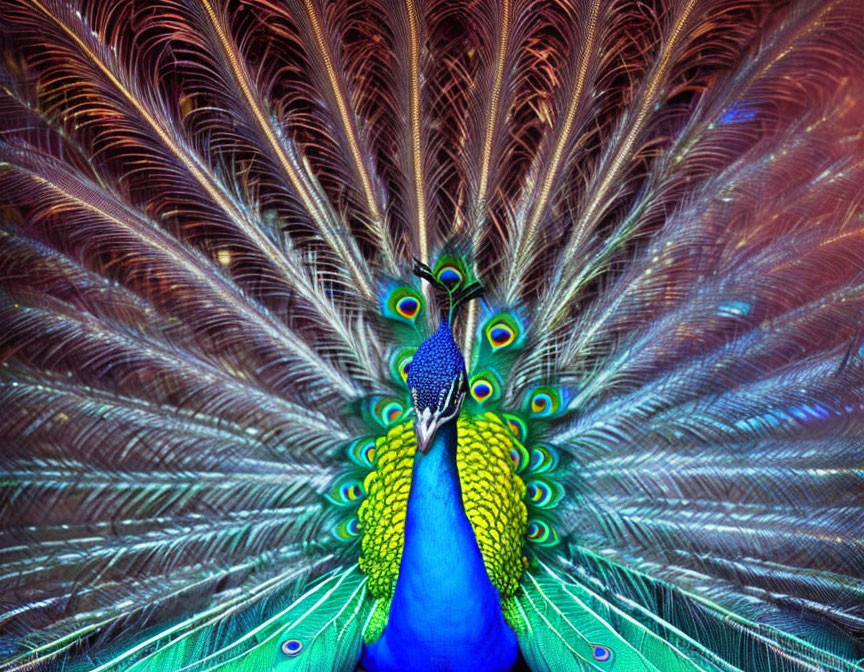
<box><xmin>511</xmin><ymin>561</ymin><xmax>725</xmax><ymax>672</ymax></box>
<box><xmin>92</xmin><ymin>566</ymin><xmax>368</xmax><ymax>672</ymax></box>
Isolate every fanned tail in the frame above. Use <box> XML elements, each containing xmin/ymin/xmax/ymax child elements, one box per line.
<box><xmin>2</xmin><ymin>0</ymin><xmax>864</xmax><ymax>670</ymax></box>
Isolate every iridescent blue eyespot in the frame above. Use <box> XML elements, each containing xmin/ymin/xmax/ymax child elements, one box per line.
<box><xmin>468</xmin><ymin>371</ymin><xmax>501</xmax><ymax>405</ymax></box>
<box><xmin>525</xmin><ymin>518</ymin><xmax>559</xmax><ymax>546</ymax></box>
<box><xmin>325</xmin><ymin>475</ymin><xmax>366</xmax><ymax>506</ymax></box>
<box><xmin>397</xmin><ymin>296</ymin><xmax>420</xmax><ymax>320</ymax></box>
<box><xmin>341</xmin><ymin>483</ymin><xmax>362</xmax><ymax>501</ymax></box>
<box><xmin>524</xmin><ymin>477</ymin><xmax>563</xmax><ymax>509</ymax></box>
<box><xmin>531</xmin><ymin>392</ymin><xmax>551</xmax><ymax>415</ymax></box>
<box><xmin>331</xmin><ymin>515</ymin><xmax>361</xmax><ymax>541</ymax></box>
<box><xmin>281</xmin><ymin>639</ymin><xmax>303</xmax><ymax>656</ymax></box>
<box><xmin>528</xmin><ymin>445</ymin><xmax>559</xmax><ymax>473</ymax></box>
<box><xmin>510</xmin><ymin>443</ymin><xmax>530</xmax><ymax>472</ymax></box>
<box><xmin>526</xmin><ymin>482</ymin><xmax>548</xmax><ymax>504</ymax></box>
<box><xmin>527</xmin><ymin>521</ymin><xmax>543</xmax><ymax>539</ymax></box>
<box><xmin>371</xmin><ymin>398</ymin><xmax>405</xmax><ymax>427</ymax></box>
<box><xmin>525</xmin><ymin>386</ymin><xmax>567</xmax><ymax>418</ymax></box>
<box><xmin>489</xmin><ymin>325</ymin><xmax>514</xmax><ymax>348</ymax></box>
<box><xmin>347</xmin><ymin>438</ymin><xmax>377</xmax><ymax>468</ymax></box>
<box><xmin>504</xmin><ymin>414</ymin><xmax>527</xmax><ymax>442</ymax></box>
<box><xmin>592</xmin><ymin>644</ymin><xmax>611</xmax><ymax>662</ymax></box>
<box><xmin>389</xmin><ymin>347</ymin><xmax>417</xmax><ymax>387</ymax></box>
<box><xmin>470</xmin><ymin>377</ymin><xmax>495</xmax><ymax>403</ymax></box>
<box><xmin>384</xmin><ymin>405</ymin><xmax>402</xmax><ymax>423</ymax></box>
<box><xmin>398</xmin><ymin>357</ymin><xmax>412</xmax><ymax>383</ymax></box>
<box><xmin>481</xmin><ymin>313</ymin><xmax>522</xmax><ymax>352</ymax></box>
<box><xmin>437</xmin><ymin>265</ymin><xmax>463</xmax><ymax>288</ymax></box>
<box><xmin>382</xmin><ymin>286</ymin><xmax>423</xmax><ymax>324</ymax></box>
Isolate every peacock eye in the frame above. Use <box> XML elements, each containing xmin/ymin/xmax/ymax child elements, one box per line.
<box><xmin>341</xmin><ymin>483</ymin><xmax>363</xmax><ymax>501</ymax></box>
<box><xmin>487</xmin><ymin>323</ymin><xmax>515</xmax><ymax>349</ymax></box>
<box><xmin>383</xmin><ymin>403</ymin><xmax>403</xmax><ymax>423</ymax></box>
<box><xmin>525</xmin><ymin>518</ymin><xmax>559</xmax><ymax>546</ymax></box>
<box><xmin>348</xmin><ymin>438</ymin><xmax>377</xmax><ymax>467</ymax></box>
<box><xmin>505</xmin><ymin>414</ymin><xmax>527</xmax><ymax>442</ymax></box>
<box><xmin>281</xmin><ymin>639</ymin><xmax>303</xmax><ymax>656</ymax></box>
<box><xmin>396</xmin><ymin>295</ymin><xmax>420</xmax><ymax>320</ymax></box>
<box><xmin>331</xmin><ymin>515</ymin><xmax>361</xmax><ymax>540</ymax></box>
<box><xmin>525</xmin><ymin>479</ymin><xmax>559</xmax><ymax>507</ymax></box>
<box><xmin>389</xmin><ymin>347</ymin><xmax>417</xmax><ymax>387</ymax></box>
<box><xmin>510</xmin><ymin>443</ymin><xmax>530</xmax><ymax>472</ymax></box>
<box><xmin>373</xmin><ymin>398</ymin><xmax>406</xmax><ymax>427</ymax></box>
<box><xmin>470</xmin><ymin>378</ymin><xmax>494</xmax><ymax>403</ymax></box>
<box><xmin>436</xmin><ymin>265</ymin><xmax>463</xmax><ymax>289</ymax></box>
<box><xmin>592</xmin><ymin>644</ymin><xmax>612</xmax><ymax>662</ymax></box>
<box><xmin>525</xmin><ymin>386</ymin><xmax>566</xmax><ymax>418</ymax></box>
<box><xmin>530</xmin><ymin>394</ymin><xmax>550</xmax><ymax>414</ymax></box>
<box><xmin>384</xmin><ymin>287</ymin><xmax>423</xmax><ymax>324</ymax></box>
<box><xmin>530</xmin><ymin>393</ymin><xmax>555</xmax><ymax>417</ymax></box>
<box><xmin>529</xmin><ymin>445</ymin><xmax>558</xmax><ymax>473</ymax></box>
<box><xmin>399</xmin><ymin>358</ymin><xmax>412</xmax><ymax>383</ymax></box>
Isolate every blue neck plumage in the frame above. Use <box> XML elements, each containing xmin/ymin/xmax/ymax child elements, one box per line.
<box><xmin>362</xmin><ymin>419</ymin><xmax>518</xmax><ymax>672</ymax></box>
<box><xmin>393</xmin><ymin>420</ymin><xmax>497</xmax><ymax>631</ymax></box>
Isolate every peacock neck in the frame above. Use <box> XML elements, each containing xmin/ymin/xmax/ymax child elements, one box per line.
<box><xmin>362</xmin><ymin>419</ymin><xmax>518</xmax><ymax>672</ymax></box>
<box><xmin>397</xmin><ymin>419</ymin><xmax>488</xmax><ymax>611</ymax></box>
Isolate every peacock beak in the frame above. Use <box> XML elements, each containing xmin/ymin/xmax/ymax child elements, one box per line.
<box><xmin>414</xmin><ymin>408</ymin><xmax>441</xmax><ymax>454</ymax></box>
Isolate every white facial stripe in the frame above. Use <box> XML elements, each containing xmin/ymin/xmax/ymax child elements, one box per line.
<box><xmin>439</xmin><ymin>392</ymin><xmax>465</xmax><ymax>424</ymax></box>
<box><xmin>438</xmin><ymin>371</ymin><xmax>464</xmax><ymax>414</ymax></box>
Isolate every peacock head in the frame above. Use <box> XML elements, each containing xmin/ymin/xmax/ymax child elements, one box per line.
<box><xmin>407</xmin><ymin>319</ymin><xmax>467</xmax><ymax>453</ymax></box>
<box><xmin>407</xmin><ymin>258</ymin><xmax>484</xmax><ymax>453</ymax></box>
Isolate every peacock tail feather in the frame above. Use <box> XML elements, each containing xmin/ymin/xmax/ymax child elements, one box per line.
<box><xmin>2</xmin><ymin>0</ymin><xmax>864</xmax><ymax>670</ymax></box>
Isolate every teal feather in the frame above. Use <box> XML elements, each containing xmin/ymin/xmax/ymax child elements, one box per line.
<box><xmin>89</xmin><ymin>566</ymin><xmax>368</xmax><ymax>672</ymax></box>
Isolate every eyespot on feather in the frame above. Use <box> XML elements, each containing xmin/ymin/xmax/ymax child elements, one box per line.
<box><xmin>281</xmin><ymin>639</ymin><xmax>303</xmax><ymax>656</ymax></box>
<box><xmin>431</xmin><ymin>254</ymin><xmax>471</xmax><ymax>292</ymax></box>
<box><xmin>481</xmin><ymin>312</ymin><xmax>523</xmax><ymax>351</ymax></box>
<box><xmin>592</xmin><ymin>644</ymin><xmax>613</xmax><ymax>663</ymax></box>
<box><xmin>469</xmin><ymin>370</ymin><xmax>501</xmax><ymax>404</ymax></box>
<box><xmin>510</xmin><ymin>443</ymin><xmax>530</xmax><ymax>472</ymax></box>
<box><xmin>381</xmin><ymin>286</ymin><xmax>424</xmax><ymax>324</ymax></box>
<box><xmin>389</xmin><ymin>347</ymin><xmax>416</xmax><ymax>386</ymax></box>
<box><xmin>527</xmin><ymin>445</ymin><xmax>559</xmax><ymax>474</ymax></box>
<box><xmin>524</xmin><ymin>477</ymin><xmax>563</xmax><ymax>509</ymax></box>
<box><xmin>347</xmin><ymin>438</ymin><xmax>377</xmax><ymax>468</ymax></box>
<box><xmin>472</xmin><ymin>379</ymin><xmax>493</xmax><ymax>401</ymax></box>
<box><xmin>325</xmin><ymin>474</ymin><xmax>366</xmax><ymax>506</ymax></box>
<box><xmin>367</xmin><ymin>397</ymin><xmax>407</xmax><ymax>428</ymax></box>
<box><xmin>436</xmin><ymin>265</ymin><xmax>463</xmax><ymax>289</ymax></box>
<box><xmin>503</xmin><ymin>413</ymin><xmax>527</xmax><ymax>443</ymax></box>
<box><xmin>332</xmin><ymin>515</ymin><xmax>361</xmax><ymax>541</ymax></box>
<box><xmin>525</xmin><ymin>386</ymin><xmax>569</xmax><ymax>418</ymax></box>
<box><xmin>525</xmin><ymin>518</ymin><xmax>559</xmax><ymax>546</ymax></box>
<box><xmin>488</xmin><ymin>324</ymin><xmax>515</xmax><ymax>349</ymax></box>
<box><xmin>397</xmin><ymin>295</ymin><xmax>420</xmax><ymax>319</ymax></box>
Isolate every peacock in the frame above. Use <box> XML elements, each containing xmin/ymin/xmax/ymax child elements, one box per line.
<box><xmin>2</xmin><ymin>0</ymin><xmax>864</xmax><ymax>669</ymax></box>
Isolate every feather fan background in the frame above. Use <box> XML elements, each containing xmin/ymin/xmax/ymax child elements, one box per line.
<box><xmin>1</xmin><ymin>0</ymin><xmax>864</xmax><ymax>670</ymax></box>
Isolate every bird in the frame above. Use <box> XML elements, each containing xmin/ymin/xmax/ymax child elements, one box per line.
<box><xmin>1</xmin><ymin>0</ymin><xmax>864</xmax><ymax>670</ymax></box>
